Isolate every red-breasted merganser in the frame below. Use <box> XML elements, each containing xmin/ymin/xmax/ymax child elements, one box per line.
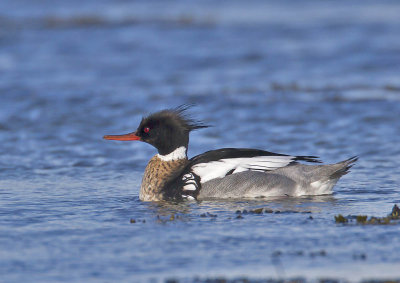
<box><xmin>104</xmin><ymin>106</ymin><xmax>357</xmax><ymax>201</ymax></box>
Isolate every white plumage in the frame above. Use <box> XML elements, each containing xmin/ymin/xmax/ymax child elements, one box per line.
<box><xmin>190</xmin><ymin>155</ymin><xmax>296</xmax><ymax>184</ymax></box>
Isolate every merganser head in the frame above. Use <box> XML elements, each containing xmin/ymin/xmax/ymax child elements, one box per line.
<box><xmin>103</xmin><ymin>105</ymin><xmax>208</xmax><ymax>156</ymax></box>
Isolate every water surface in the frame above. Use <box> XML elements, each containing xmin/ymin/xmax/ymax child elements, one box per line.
<box><xmin>1</xmin><ymin>1</ymin><xmax>400</xmax><ymax>282</ymax></box>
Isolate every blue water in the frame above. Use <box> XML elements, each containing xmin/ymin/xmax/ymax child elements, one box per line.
<box><xmin>1</xmin><ymin>1</ymin><xmax>400</xmax><ymax>282</ymax></box>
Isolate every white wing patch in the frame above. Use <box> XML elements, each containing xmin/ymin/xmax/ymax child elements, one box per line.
<box><xmin>182</xmin><ymin>195</ymin><xmax>195</xmax><ymax>200</ymax></box>
<box><xmin>182</xmin><ymin>173</ymin><xmax>197</xmax><ymax>191</ymax></box>
<box><xmin>191</xmin><ymin>155</ymin><xmax>295</xmax><ymax>184</ymax></box>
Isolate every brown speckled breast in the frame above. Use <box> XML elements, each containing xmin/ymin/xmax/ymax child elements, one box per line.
<box><xmin>139</xmin><ymin>155</ymin><xmax>188</xmax><ymax>201</ymax></box>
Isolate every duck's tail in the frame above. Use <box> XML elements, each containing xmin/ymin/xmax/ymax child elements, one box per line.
<box><xmin>329</xmin><ymin>156</ymin><xmax>358</xmax><ymax>180</ymax></box>
<box><xmin>304</xmin><ymin>156</ymin><xmax>358</xmax><ymax>195</ymax></box>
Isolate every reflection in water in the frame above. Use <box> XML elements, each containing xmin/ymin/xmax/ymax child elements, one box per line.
<box><xmin>145</xmin><ymin>201</ymin><xmax>194</xmax><ymax>217</ymax></box>
<box><xmin>198</xmin><ymin>195</ymin><xmax>337</xmax><ymax>213</ymax></box>
<box><xmin>142</xmin><ymin>195</ymin><xmax>337</xmax><ymax>218</ymax></box>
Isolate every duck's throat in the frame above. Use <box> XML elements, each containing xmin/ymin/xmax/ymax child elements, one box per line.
<box><xmin>156</xmin><ymin>146</ymin><xmax>187</xmax><ymax>161</ymax></box>
<box><xmin>139</xmin><ymin>153</ymin><xmax>188</xmax><ymax>201</ymax></box>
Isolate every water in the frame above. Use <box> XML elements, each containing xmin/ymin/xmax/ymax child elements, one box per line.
<box><xmin>1</xmin><ymin>1</ymin><xmax>400</xmax><ymax>282</ymax></box>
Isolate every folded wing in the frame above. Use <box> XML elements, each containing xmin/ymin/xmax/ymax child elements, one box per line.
<box><xmin>166</xmin><ymin>148</ymin><xmax>320</xmax><ymax>199</ymax></box>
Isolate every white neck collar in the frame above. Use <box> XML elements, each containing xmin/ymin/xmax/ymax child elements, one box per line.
<box><xmin>157</xmin><ymin>146</ymin><xmax>187</xmax><ymax>161</ymax></box>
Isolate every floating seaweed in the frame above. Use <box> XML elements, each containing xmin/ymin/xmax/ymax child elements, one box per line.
<box><xmin>129</xmin><ymin>218</ymin><xmax>146</xmax><ymax>224</ymax></box>
<box><xmin>334</xmin><ymin>214</ymin><xmax>348</xmax><ymax>223</ymax></box>
<box><xmin>200</xmin><ymin>212</ymin><xmax>217</xmax><ymax>218</ymax></box>
<box><xmin>335</xmin><ymin>204</ymin><xmax>400</xmax><ymax>225</ymax></box>
<box><xmin>391</xmin><ymin>204</ymin><xmax>400</xmax><ymax>217</ymax></box>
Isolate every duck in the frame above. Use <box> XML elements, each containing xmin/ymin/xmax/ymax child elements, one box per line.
<box><xmin>104</xmin><ymin>105</ymin><xmax>357</xmax><ymax>201</ymax></box>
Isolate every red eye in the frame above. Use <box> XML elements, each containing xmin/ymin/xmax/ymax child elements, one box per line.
<box><xmin>144</xmin><ymin>127</ymin><xmax>150</xmax><ymax>133</ymax></box>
